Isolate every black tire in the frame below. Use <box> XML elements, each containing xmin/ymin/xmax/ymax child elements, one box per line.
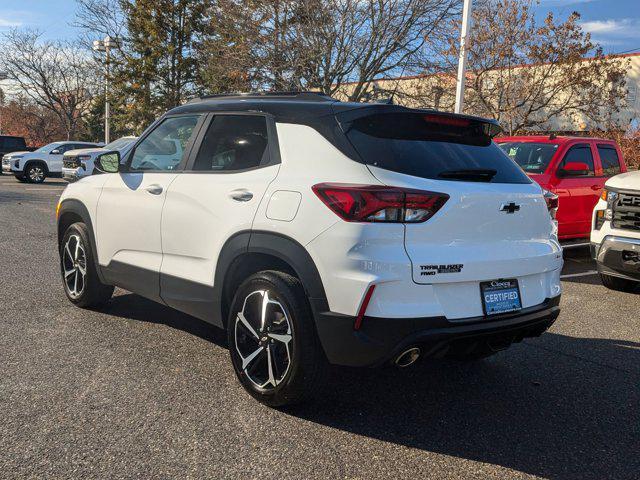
<box><xmin>600</xmin><ymin>273</ymin><xmax>639</xmax><ymax>293</ymax></box>
<box><xmin>25</xmin><ymin>163</ymin><xmax>47</xmax><ymax>183</ymax></box>
<box><xmin>227</xmin><ymin>270</ymin><xmax>328</xmax><ymax>407</ymax></box>
<box><xmin>60</xmin><ymin>222</ymin><xmax>114</xmax><ymax>308</ymax></box>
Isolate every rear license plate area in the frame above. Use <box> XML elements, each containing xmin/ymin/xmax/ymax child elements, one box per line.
<box><xmin>480</xmin><ymin>279</ymin><xmax>522</xmax><ymax>316</ymax></box>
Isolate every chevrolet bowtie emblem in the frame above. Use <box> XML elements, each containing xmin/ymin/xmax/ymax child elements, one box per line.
<box><xmin>501</xmin><ymin>202</ymin><xmax>520</xmax><ymax>214</ymax></box>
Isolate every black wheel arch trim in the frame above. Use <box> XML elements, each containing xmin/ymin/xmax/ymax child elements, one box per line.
<box><xmin>159</xmin><ymin>230</ymin><xmax>330</xmax><ymax>333</ymax></box>
<box><xmin>208</xmin><ymin>230</ymin><xmax>330</xmax><ymax>328</ymax></box>
<box><xmin>57</xmin><ymin>199</ymin><xmax>107</xmax><ymax>284</ymax></box>
<box><xmin>24</xmin><ymin>159</ymin><xmax>49</xmax><ymax>174</ymax></box>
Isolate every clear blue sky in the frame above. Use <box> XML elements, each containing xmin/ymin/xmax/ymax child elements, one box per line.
<box><xmin>0</xmin><ymin>0</ymin><xmax>639</xmax><ymax>54</ymax></box>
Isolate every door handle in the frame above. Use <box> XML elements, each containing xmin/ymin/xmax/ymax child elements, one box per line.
<box><xmin>229</xmin><ymin>189</ymin><xmax>254</xmax><ymax>202</ymax></box>
<box><xmin>590</xmin><ymin>185</ymin><xmax>601</xmax><ymax>191</ymax></box>
<box><xmin>145</xmin><ymin>184</ymin><xmax>163</xmax><ymax>195</ymax></box>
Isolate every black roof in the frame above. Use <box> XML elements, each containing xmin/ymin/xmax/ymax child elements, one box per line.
<box><xmin>168</xmin><ymin>91</ymin><xmax>499</xmax><ymax>127</ymax></box>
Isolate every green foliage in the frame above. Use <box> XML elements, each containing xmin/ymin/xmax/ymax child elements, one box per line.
<box><xmin>107</xmin><ymin>0</ymin><xmax>209</xmax><ymax>133</ymax></box>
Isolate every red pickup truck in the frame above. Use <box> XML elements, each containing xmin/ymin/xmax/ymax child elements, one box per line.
<box><xmin>496</xmin><ymin>135</ymin><xmax>627</xmax><ymax>243</ymax></box>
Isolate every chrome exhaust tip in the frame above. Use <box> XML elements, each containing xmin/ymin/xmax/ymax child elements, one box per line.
<box><xmin>394</xmin><ymin>347</ymin><xmax>421</xmax><ymax>368</ymax></box>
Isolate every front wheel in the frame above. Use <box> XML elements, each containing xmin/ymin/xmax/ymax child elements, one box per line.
<box><xmin>60</xmin><ymin>222</ymin><xmax>114</xmax><ymax>307</ymax></box>
<box><xmin>600</xmin><ymin>273</ymin><xmax>639</xmax><ymax>293</ymax></box>
<box><xmin>25</xmin><ymin>164</ymin><xmax>46</xmax><ymax>183</ymax></box>
<box><xmin>227</xmin><ymin>271</ymin><xmax>328</xmax><ymax>407</ymax></box>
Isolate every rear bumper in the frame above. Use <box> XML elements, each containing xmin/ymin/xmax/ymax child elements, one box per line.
<box><xmin>594</xmin><ymin>236</ymin><xmax>640</xmax><ymax>282</ymax></box>
<box><xmin>314</xmin><ymin>296</ymin><xmax>560</xmax><ymax>367</ymax></box>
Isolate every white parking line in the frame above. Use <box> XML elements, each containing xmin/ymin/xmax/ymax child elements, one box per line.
<box><xmin>560</xmin><ymin>270</ymin><xmax>598</xmax><ymax>279</ymax></box>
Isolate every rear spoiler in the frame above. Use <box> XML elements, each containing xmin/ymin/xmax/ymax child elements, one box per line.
<box><xmin>334</xmin><ymin>104</ymin><xmax>503</xmax><ymax>146</ymax></box>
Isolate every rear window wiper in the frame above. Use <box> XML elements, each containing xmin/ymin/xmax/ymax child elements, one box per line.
<box><xmin>437</xmin><ymin>169</ymin><xmax>497</xmax><ymax>182</ymax></box>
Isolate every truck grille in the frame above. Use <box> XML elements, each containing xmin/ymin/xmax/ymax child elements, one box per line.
<box><xmin>613</xmin><ymin>193</ymin><xmax>640</xmax><ymax>232</ymax></box>
<box><xmin>63</xmin><ymin>157</ymin><xmax>80</xmax><ymax>169</ymax></box>
<box><xmin>2</xmin><ymin>158</ymin><xmax>10</xmax><ymax>166</ymax></box>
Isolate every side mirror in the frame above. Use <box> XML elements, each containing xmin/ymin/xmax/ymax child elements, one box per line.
<box><xmin>95</xmin><ymin>151</ymin><xmax>121</xmax><ymax>174</ymax></box>
<box><xmin>558</xmin><ymin>162</ymin><xmax>590</xmax><ymax>177</ymax></box>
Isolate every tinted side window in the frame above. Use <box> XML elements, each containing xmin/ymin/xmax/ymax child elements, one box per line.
<box><xmin>130</xmin><ymin>115</ymin><xmax>200</xmax><ymax>171</ymax></box>
<box><xmin>597</xmin><ymin>145</ymin><xmax>621</xmax><ymax>177</ymax></box>
<box><xmin>560</xmin><ymin>145</ymin><xmax>595</xmax><ymax>177</ymax></box>
<box><xmin>192</xmin><ymin>115</ymin><xmax>269</xmax><ymax>172</ymax></box>
<box><xmin>5</xmin><ymin>137</ymin><xmax>25</xmax><ymax>149</ymax></box>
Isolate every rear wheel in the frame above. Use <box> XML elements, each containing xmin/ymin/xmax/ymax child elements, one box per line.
<box><xmin>227</xmin><ymin>271</ymin><xmax>327</xmax><ymax>407</ymax></box>
<box><xmin>25</xmin><ymin>164</ymin><xmax>46</xmax><ymax>183</ymax></box>
<box><xmin>600</xmin><ymin>273</ymin><xmax>639</xmax><ymax>293</ymax></box>
<box><xmin>60</xmin><ymin>222</ymin><xmax>114</xmax><ymax>307</ymax></box>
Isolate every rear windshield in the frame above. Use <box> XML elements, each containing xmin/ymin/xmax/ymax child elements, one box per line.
<box><xmin>342</xmin><ymin>113</ymin><xmax>530</xmax><ymax>184</ymax></box>
<box><xmin>498</xmin><ymin>142</ymin><xmax>558</xmax><ymax>174</ymax></box>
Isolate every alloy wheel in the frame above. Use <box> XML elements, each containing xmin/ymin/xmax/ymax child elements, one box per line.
<box><xmin>62</xmin><ymin>234</ymin><xmax>87</xmax><ymax>299</ymax></box>
<box><xmin>234</xmin><ymin>290</ymin><xmax>293</xmax><ymax>389</ymax></box>
<box><xmin>28</xmin><ymin>166</ymin><xmax>44</xmax><ymax>182</ymax></box>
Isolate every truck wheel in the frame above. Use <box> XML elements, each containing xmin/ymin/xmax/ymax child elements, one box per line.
<box><xmin>25</xmin><ymin>164</ymin><xmax>46</xmax><ymax>183</ymax></box>
<box><xmin>227</xmin><ymin>270</ymin><xmax>328</xmax><ymax>407</ymax></box>
<box><xmin>60</xmin><ymin>222</ymin><xmax>114</xmax><ymax>307</ymax></box>
<box><xmin>600</xmin><ymin>273</ymin><xmax>639</xmax><ymax>293</ymax></box>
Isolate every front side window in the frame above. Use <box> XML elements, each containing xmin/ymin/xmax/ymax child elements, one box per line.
<box><xmin>36</xmin><ymin>142</ymin><xmax>63</xmax><ymax>153</ymax></box>
<box><xmin>130</xmin><ymin>115</ymin><xmax>200</xmax><ymax>171</ymax></box>
<box><xmin>498</xmin><ymin>142</ymin><xmax>558</xmax><ymax>174</ymax></box>
<box><xmin>597</xmin><ymin>145</ymin><xmax>621</xmax><ymax>177</ymax></box>
<box><xmin>560</xmin><ymin>144</ymin><xmax>595</xmax><ymax>177</ymax></box>
<box><xmin>192</xmin><ymin>115</ymin><xmax>269</xmax><ymax>172</ymax></box>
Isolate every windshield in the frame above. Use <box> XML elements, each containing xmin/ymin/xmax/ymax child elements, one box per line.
<box><xmin>498</xmin><ymin>142</ymin><xmax>558</xmax><ymax>174</ymax></box>
<box><xmin>341</xmin><ymin>112</ymin><xmax>530</xmax><ymax>184</ymax></box>
<box><xmin>105</xmin><ymin>137</ymin><xmax>136</xmax><ymax>151</ymax></box>
<box><xmin>35</xmin><ymin>142</ymin><xmax>63</xmax><ymax>153</ymax></box>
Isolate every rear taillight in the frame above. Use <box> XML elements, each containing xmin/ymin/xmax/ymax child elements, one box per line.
<box><xmin>312</xmin><ymin>183</ymin><xmax>449</xmax><ymax>223</ymax></box>
<box><xmin>543</xmin><ymin>190</ymin><xmax>558</xmax><ymax>220</ymax></box>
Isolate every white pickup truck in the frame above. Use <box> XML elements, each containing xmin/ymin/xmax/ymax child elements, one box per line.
<box><xmin>6</xmin><ymin>141</ymin><xmax>101</xmax><ymax>183</ymax></box>
<box><xmin>591</xmin><ymin>170</ymin><xmax>640</xmax><ymax>292</ymax></box>
<box><xmin>62</xmin><ymin>136</ymin><xmax>137</xmax><ymax>182</ymax></box>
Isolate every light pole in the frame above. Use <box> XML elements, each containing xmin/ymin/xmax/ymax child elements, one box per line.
<box><xmin>454</xmin><ymin>0</ymin><xmax>473</xmax><ymax>114</ymax></box>
<box><xmin>93</xmin><ymin>36</ymin><xmax>119</xmax><ymax>144</ymax></box>
<box><xmin>0</xmin><ymin>71</ymin><xmax>8</xmax><ymax>135</ymax></box>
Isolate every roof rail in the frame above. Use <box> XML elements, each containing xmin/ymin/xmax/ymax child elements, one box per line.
<box><xmin>187</xmin><ymin>91</ymin><xmax>336</xmax><ymax>104</ymax></box>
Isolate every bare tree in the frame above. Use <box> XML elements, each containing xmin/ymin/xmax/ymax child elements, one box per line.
<box><xmin>0</xmin><ymin>29</ymin><xmax>99</xmax><ymax>139</ymax></box>
<box><xmin>411</xmin><ymin>0</ymin><xmax>629</xmax><ymax>134</ymax></box>
<box><xmin>199</xmin><ymin>0</ymin><xmax>460</xmax><ymax>100</ymax></box>
<box><xmin>0</xmin><ymin>96</ymin><xmax>67</xmax><ymax>146</ymax></box>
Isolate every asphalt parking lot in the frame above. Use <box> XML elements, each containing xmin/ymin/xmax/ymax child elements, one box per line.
<box><xmin>0</xmin><ymin>174</ymin><xmax>638</xmax><ymax>480</ymax></box>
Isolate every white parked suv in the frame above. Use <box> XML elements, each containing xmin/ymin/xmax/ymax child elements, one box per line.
<box><xmin>9</xmin><ymin>141</ymin><xmax>101</xmax><ymax>183</ymax></box>
<box><xmin>62</xmin><ymin>136</ymin><xmax>138</xmax><ymax>182</ymax></box>
<box><xmin>56</xmin><ymin>92</ymin><xmax>562</xmax><ymax>406</ymax></box>
<box><xmin>591</xmin><ymin>170</ymin><xmax>640</xmax><ymax>292</ymax></box>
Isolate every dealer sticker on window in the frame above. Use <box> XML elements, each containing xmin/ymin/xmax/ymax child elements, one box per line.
<box><xmin>480</xmin><ymin>279</ymin><xmax>522</xmax><ymax>316</ymax></box>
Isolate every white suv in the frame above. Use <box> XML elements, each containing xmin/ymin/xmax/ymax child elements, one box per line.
<box><xmin>62</xmin><ymin>136</ymin><xmax>138</xmax><ymax>182</ymax></box>
<box><xmin>591</xmin><ymin>170</ymin><xmax>640</xmax><ymax>292</ymax></box>
<box><xmin>56</xmin><ymin>92</ymin><xmax>562</xmax><ymax>406</ymax></box>
<box><xmin>10</xmin><ymin>141</ymin><xmax>101</xmax><ymax>183</ymax></box>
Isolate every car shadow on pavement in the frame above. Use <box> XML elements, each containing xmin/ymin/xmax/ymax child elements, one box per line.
<box><xmin>100</xmin><ymin>292</ymin><xmax>639</xmax><ymax>479</ymax></box>
<box><xmin>101</xmin><ymin>292</ymin><xmax>228</xmax><ymax>347</ymax></box>
<box><xmin>290</xmin><ymin>336</ymin><xmax>640</xmax><ymax>480</ymax></box>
